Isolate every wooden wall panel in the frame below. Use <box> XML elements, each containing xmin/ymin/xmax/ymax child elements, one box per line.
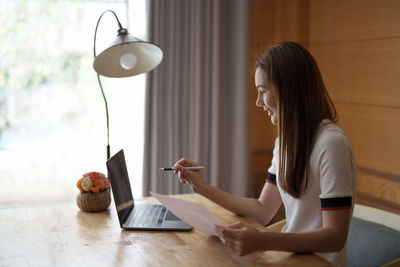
<box><xmin>336</xmin><ymin>103</ymin><xmax>400</xmax><ymax>176</ymax></box>
<box><xmin>251</xmin><ymin>0</ymin><xmax>310</xmax><ymax>198</ymax></box>
<box><xmin>251</xmin><ymin>2</ymin><xmax>276</xmax><ymax>155</ymax></box>
<box><xmin>250</xmin><ymin>53</ymin><xmax>276</xmax><ymax>152</ymax></box>
<box><xmin>250</xmin><ymin>0</ymin><xmax>277</xmax><ymax>198</ymax></box>
<box><xmin>272</xmin><ymin>0</ymin><xmax>309</xmax><ymax>43</ymax></box>
<box><xmin>309</xmin><ymin>39</ymin><xmax>400</xmax><ymax>107</ymax></box>
<box><xmin>357</xmin><ymin>172</ymin><xmax>400</xmax><ymax>214</ymax></box>
<box><xmin>252</xmin><ymin>0</ymin><xmax>276</xmax><ymax>44</ymax></box>
<box><xmin>307</xmin><ymin>0</ymin><xmax>400</xmax><ymax>214</ymax></box>
<box><xmin>250</xmin><ymin>106</ymin><xmax>276</xmax><ymax>151</ymax></box>
<box><xmin>251</xmin><ymin>152</ymin><xmax>273</xmax><ymax>195</ymax></box>
<box><xmin>251</xmin><ymin>0</ymin><xmax>400</xmax><ymax>214</ymax></box>
<box><xmin>253</xmin><ymin>0</ymin><xmax>309</xmax><ymax>44</ymax></box>
<box><xmin>251</xmin><ymin>151</ymin><xmax>273</xmax><ymax>172</ymax></box>
<box><xmin>309</xmin><ymin>0</ymin><xmax>400</xmax><ymax>42</ymax></box>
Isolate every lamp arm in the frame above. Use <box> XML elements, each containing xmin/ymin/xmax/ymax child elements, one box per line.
<box><xmin>93</xmin><ymin>10</ymin><xmax>123</xmax><ymax>160</ymax></box>
<box><xmin>93</xmin><ymin>9</ymin><xmax>123</xmax><ymax>58</ymax></box>
<box><xmin>96</xmin><ymin>73</ymin><xmax>110</xmax><ymax>160</ymax></box>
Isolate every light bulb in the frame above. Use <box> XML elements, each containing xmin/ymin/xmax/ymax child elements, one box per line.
<box><xmin>120</xmin><ymin>53</ymin><xmax>137</xmax><ymax>70</ymax></box>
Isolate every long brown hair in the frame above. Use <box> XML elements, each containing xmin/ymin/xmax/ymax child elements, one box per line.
<box><xmin>256</xmin><ymin>42</ymin><xmax>337</xmax><ymax>198</ymax></box>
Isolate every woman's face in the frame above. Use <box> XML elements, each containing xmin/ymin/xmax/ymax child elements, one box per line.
<box><xmin>255</xmin><ymin>67</ymin><xmax>278</xmax><ymax>125</ymax></box>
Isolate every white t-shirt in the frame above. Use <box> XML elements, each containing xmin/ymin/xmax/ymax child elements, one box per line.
<box><xmin>266</xmin><ymin>120</ymin><xmax>357</xmax><ymax>267</ymax></box>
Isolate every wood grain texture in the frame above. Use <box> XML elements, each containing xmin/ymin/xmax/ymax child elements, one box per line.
<box><xmin>336</xmin><ymin>102</ymin><xmax>400</xmax><ymax>214</ymax></box>
<box><xmin>251</xmin><ymin>150</ymin><xmax>273</xmax><ymax>172</ymax></box>
<box><xmin>356</xmin><ymin>171</ymin><xmax>400</xmax><ymax>213</ymax></box>
<box><xmin>250</xmin><ymin>0</ymin><xmax>309</xmax><ymax>197</ymax></box>
<box><xmin>309</xmin><ymin>0</ymin><xmax>400</xmax><ymax>43</ymax></box>
<box><xmin>250</xmin><ymin>44</ymin><xmax>276</xmax><ymax>154</ymax></box>
<box><xmin>0</xmin><ymin>194</ymin><xmax>333</xmax><ymax>267</ymax></box>
<box><xmin>272</xmin><ymin>0</ymin><xmax>310</xmax><ymax>43</ymax></box>
<box><xmin>253</xmin><ymin>0</ymin><xmax>309</xmax><ymax>44</ymax></box>
<box><xmin>250</xmin><ymin>101</ymin><xmax>276</xmax><ymax>151</ymax></box>
<box><xmin>251</xmin><ymin>0</ymin><xmax>400</xmax><ymax>216</ymax></box>
<box><xmin>307</xmin><ymin>0</ymin><xmax>400</xmax><ymax>215</ymax></box>
<box><xmin>357</xmin><ymin>192</ymin><xmax>400</xmax><ymax>216</ymax></box>
<box><xmin>335</xmin><ymin>102</ymin><xmax>400</xmax><ymax>177</ymax></box>
<box><xmin>252</xmin><ymin>0</ymin><xmax>276</xmax><ymax>44</ymax></box>
<box><xmin>309</xmin><ymin>38</ymin><xmax>400</xmax><ymax>107</ymax></box>
<box><xmin>251</xmin><ymin>151</ymin><xmax>273</xmax><ymax>196</ymax></box>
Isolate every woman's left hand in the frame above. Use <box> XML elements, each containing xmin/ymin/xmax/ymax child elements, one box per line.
<box><xmin>213</xmin><ymin>222</ymin><xmax>267</xmax><ymax>256</ymax></box>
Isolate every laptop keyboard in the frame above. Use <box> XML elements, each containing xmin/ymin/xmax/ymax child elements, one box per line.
<box><xmin>126</xmin><ymin>205</ymin><xmax>167</xmax><ymax>226</ymax></box>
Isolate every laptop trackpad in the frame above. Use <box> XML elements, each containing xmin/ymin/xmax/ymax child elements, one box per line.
<box><xmin>165</xmin><ymin>210</ymin><xmax>180</xmax><ymax>221</ymax></box>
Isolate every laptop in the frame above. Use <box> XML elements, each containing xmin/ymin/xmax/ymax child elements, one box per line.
<box><xmin>106</xmin><ymin>149</ymin><xmax>192</xmax><ymax>231</ymax></box>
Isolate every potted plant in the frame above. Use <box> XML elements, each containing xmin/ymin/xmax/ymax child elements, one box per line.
<box><xmin>76</xmin><ymin>172</ymin><xmax>111</xmax><ymax>212</ymax></box>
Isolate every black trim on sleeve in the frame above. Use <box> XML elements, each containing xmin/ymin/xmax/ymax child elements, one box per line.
<box><xmin>266</xmin><ymin>172</ymin><xmax>277</xmax><ymax>185</ymax></box>
<box><xmin>320</xmin><ymin>197</ymin><xmax>352</xmax><ymax>210</ymax></box>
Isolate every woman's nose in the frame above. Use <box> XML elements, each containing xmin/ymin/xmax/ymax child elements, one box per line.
<box><xmin>256</xmin><ymin>94</ymin><xmax>263</xmax><ymax>108</ymax></box>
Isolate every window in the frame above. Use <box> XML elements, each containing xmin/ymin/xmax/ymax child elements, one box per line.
<box><xmin>0</xmin><ymin>0</ymin><xmax>146</xmax><ymax>205</ymax></box>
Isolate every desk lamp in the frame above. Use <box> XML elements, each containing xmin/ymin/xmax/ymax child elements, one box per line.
<box><xmin>93</xmin><ymin>10</ymin><xmax>163</xmax><ymax>160</ymax></box>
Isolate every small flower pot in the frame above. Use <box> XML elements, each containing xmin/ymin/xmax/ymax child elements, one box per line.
<box><xmin>76</xmin><ymin>188</ymin><xmax>111</xmax><ymax>212</ymax></box>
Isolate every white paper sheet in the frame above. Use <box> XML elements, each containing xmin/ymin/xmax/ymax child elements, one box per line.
<box><xmin>150</xmin><ymin>192</ymin><xmax>222</xmax><ymax>235</ymax></box>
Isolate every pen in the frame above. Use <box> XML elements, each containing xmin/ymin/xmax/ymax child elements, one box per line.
<box><xmin>159</xmin><ymin>166</ymin><xmax>204</xmax><ymax>172</ymax></box>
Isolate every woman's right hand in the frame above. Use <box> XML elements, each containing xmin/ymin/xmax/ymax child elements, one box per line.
<box><xmin>173</xmin><ymin>158</ymin><xmax>208</xmax><ymax>193</ymax></box>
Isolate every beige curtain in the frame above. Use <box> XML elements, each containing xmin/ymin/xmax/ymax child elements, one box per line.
<box><xmin>143</xmin><ymin>0</ymin><xmax>251</xmax><ymax>196</ymax></box>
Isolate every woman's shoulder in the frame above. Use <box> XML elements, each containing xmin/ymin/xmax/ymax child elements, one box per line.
<box><xmin>312</xmin><ymin>120</ymin><xmax>356</xmax><ymax>172</ymax></box>
<box><xmin>314</xmin><ymin>119</ymin><xmax>351</xmax><ymax>150</ymax></box>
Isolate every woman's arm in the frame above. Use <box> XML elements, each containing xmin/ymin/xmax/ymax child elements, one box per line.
<box><xmin>199</xmin><ymin>182</ymin><xmax>282</xmax><ymax>226</ymax></box>
<box><xmin>265</xmin><ymin>209</ymin><xmax>351</xmax><ymax>252</ymax></box>
<box><xmin>214</xmin><ymin>209</ymin><xmax>351</xmax><ymax>256</ymax></box>
<box><xmin>173</xmin><ymin>158</ymin><xmax>282</xmax><ymax>226</ymax></box>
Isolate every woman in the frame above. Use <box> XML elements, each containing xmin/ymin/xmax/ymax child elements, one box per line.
<box><xmin>173</xmin><ymin>42</ymin><xmax>357</xmax><ymax>266</ymax></box>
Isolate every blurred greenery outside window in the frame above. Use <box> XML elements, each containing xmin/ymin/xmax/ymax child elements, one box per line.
<box><xmin>0</xmin><ymin>0</ymin><xmax>146</xmax><ymax>204</ymax></box>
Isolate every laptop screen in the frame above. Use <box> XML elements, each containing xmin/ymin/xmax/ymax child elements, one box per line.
<box><xmin>106</xmin><ymin>149</ymin><xmax>134</xmax><ymax>226</ymax></box>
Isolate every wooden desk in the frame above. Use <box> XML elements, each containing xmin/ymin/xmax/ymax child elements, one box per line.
<box><xmin>0</xmin><ymin>194</ymin><xmax>334</xmax><ymax>266</ymax></box>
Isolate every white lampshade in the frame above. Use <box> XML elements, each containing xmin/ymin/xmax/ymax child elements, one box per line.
<box><xmin>93</xmin><ymin>30</ymin><xmax>163</xmax><ymax>78</ymax></box>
